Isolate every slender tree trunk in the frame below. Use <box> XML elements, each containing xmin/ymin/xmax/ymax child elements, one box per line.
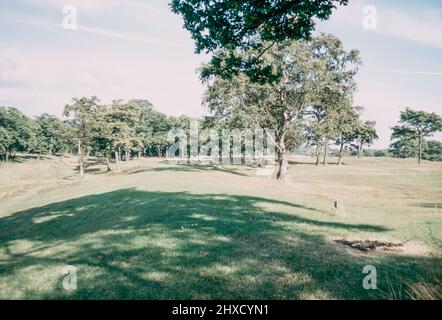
<box><xmin>276</xmin><ymin>137</ymin><xmax>288</xmax><ymax>180</ymax></box>
<box><xmin>315</xmin><ymin>144</ymin><xmax>320</xmax><ymax>166</ymax></box>
<box><xmin>48</xmin><ymin>147</ymin><xmax>52</xmax><ymax>156</ymax></box>
<box><xmin>126</xmin><ymin>149</ymin><xmax>130</xmax><ymax>163</ymax></box>
<box><xmin>138</xmin><ymin>151</ymin><xmax>141</xmax><ymax>159</ymax></box>
<box><xmin>322</xmin><ymin>142</ymin><xmax>328</xmax><ymax>166</ymax></box>
<box><xmin>157</xmin><ymin>146</ymin><xmax>161</xmax><ymax>158</ymax></box>
<box><xmin>337</xmin><ymin>140</ymin><xmax>344</xmax><ymax>165</ymax></box>
<box><xmin>105</xmin><ymin>157</ymin><xmax>111</xmax><ymax>172</ymax></box>
<box><xmin>418</xmin><ymin>137</ymin><xmax>422</xmax><ymax>165</ymax></box>
<box><xmin>5</xmin><ymin>149</ymin><xmax>9</xmax><ymax>163</ymax></box>
<box><xmin>358</xmin><ymin>140</ymin><xmax>363</xmax><ymax>158</ymax></box>
<box><xmin>79</xmin><ymin>160</ymin><xmax>84</xmax><ymax>177</ymax></box>
<box><xmin>115</xmin><ymin>149</ymin><xmax>120</xmax><ymax>173</ymax></box>
<box><xmin>78</xmin><ymin>140</ymin><xmax>84</xmax><ymax>177</ymax></box>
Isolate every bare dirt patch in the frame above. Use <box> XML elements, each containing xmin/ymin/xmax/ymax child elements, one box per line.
<box><xmin>334</xmin><ymin>239</ymin><xmax>404</xmax><ymax>252</ymax></box>
<box><xmin>331</xmin><ymin>237</ymin><xmax>432</xmax><ymax>256</ymax></box>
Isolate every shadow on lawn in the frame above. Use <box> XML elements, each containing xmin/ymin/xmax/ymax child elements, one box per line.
<box><xmin>127</xmin><ymin>163</ymin><xmax>251</xmax><ymax>177</ymax></box>
<box><xmin>0</xmin><ymin>189</ymin><xmax>440</xmax><ymax>299</ymax></box>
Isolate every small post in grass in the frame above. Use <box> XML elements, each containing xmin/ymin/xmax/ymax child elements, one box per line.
<box><xmin>333</xmin><ymin>200</ymin><xmax>344</xmax><ymax>215</ymax></box>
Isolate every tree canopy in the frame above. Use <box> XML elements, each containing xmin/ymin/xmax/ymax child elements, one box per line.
<box><xmin>391</xmin><ymin>108</ymin><xmax>442</xmax><ymax>165</ymax></box>
<box><xmin>171</xmin><ymin>0</ymin><xmax>348</xmax><ymax>82</ymax></box>
<box><xmin>203</xmin><ymin>34</ymin><xmax>362</xmax><ymax>178</ymax></box>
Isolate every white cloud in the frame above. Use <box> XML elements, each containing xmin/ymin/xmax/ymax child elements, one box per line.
<box><xmin>21</xmin><ymin>0</ymin><xmax>163</xmax><ymax>14</ymax></box>
<box><xmin>27</xmin><ymin>18</ymin><xmax>183</xmax><ymax>48</ymax></box>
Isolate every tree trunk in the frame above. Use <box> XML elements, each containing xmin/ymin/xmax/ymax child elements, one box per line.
<box><xmin>79</xmin><ymin>161</ymin><xmax>84</xmax><ymax>177</ymax></box>
<box><xmin>276</xmin><ymin>139</ymin><xmax>288</xmax><ymax>180</ymax></box>
<box><xmin>5</xmin><ymin>149</ymin><xmax>9</xmax><ymax>163</ymax></box>
<box><xmin>105</xmin><ymin>157</ymin><xmax>111</xmax><ymax>172</ymax></box>
<box><xmin>157</xmin><ymin>146</ymin><xmax>161</xmax><ymax>158</ymax></box>
<box><xmin>358</xmin><ymin>141</ymin><xmax>363</xmax><ymax>158</ymax></box>
<box><xmin>48</xmin><ymin>147</ymin><xmax>52</xmax><ymax>156</ymax></box>
<box><xmin>322</xmin><ymin>142</ymin><xmax>328</xmax><ymax>166</ymax></box>
<box><xmin>126</xmin><ymin>149</ymin><xmax>130</xmax><ymax>163</ymax></box>
<box><xmin>315</xmin><ymin>144</ymin><xmax>320</xmax><ymax>166</ymax></box>
<box><xmin>337</xmin><ymin>140</ymin><xmax>344</xmax><ymax>165</ymax></box>
<box><xmin>78</xmin><ymin>140</ymin><xmax>84</xmax><ymax>177</ymax></box>
<box><xmin>115</xmin><ymin>149</ymin><xmax>120</xmax><ymax>173</ymax></box>
<box><xmin>138</xmin><ymin>151</ymin><xmax>141</xmax><ymax>159</ymax></box>
<box><xmin>418</xmin><ymin>137</ymin><xmax>422</xmax><ymax>165</ymax></box>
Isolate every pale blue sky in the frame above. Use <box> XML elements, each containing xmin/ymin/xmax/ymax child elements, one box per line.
<box><xmin>0</xmin><ymin>0</ymin><xmax>441</xmax><ymax>148</ymax></box>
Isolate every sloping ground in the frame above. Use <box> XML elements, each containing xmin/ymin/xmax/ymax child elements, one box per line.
<box><xmin>0</xmin><ymin>155</ymin><xmax>441</xmax><ymax>299</ymax></box>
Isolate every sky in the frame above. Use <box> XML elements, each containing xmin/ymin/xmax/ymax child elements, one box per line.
<box><xmin>0</xmin><ymin>0</ymin><xmax>441</xmax><ymax>148</ymax></box>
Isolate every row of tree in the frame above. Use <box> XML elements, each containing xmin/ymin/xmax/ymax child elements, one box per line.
<box><xmin>201</xmin><ymin>34</ymin><xmax>381</xmax><ymax>178</ymax></box>
<box><xmin>2</xmin><ymin>33</ymin><xmax>441</xmax><ymax>178</ymax></box>
<box><xmin>389</xmin><ymin>108</ymin><xmax>442</xmax><ymax>165</ymax></box>
<box><xmin>0</xmin><ymin>101</ymin><xmax>191</xmax><ymax>174</ymax></box>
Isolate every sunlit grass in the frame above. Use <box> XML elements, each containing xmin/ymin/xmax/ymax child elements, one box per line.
<box><xmin>0</xmin><ymin>155</ymin><xmax>441</xmax><ymax>299</ymax></box>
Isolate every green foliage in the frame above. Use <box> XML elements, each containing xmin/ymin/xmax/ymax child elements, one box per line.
<box><xmin>352</xmin><ymin>120</ymin><xmax>378</xmax><ymax>153</ymax></box>
<box><xmin>63</xmin><ymin>96</ymin><xmax>102</xmax><ymax>148</ymax></box>
<box><xmin>389</xmin><ymin>137</ymin><xmax>417</xmax><ymax>159</ymax></box>
<box><xmin>34</xmin><ymin>113</ymin><xmax>68</xmax><ymax>155</ymax></box>
<box><xmin>390</xmin><ymin>108</ymin><xmax>442</xmax><ymax>163</ymax></box>
<box><xmin>0</xmin><ymin>106</ymin><xmax>36</xmax><ymax>161</ymax></box>
<box><xmin>423</xmin><ymin>140</ymin><xmax>442</xmax><ymax>162</ymax></box>
<box><xmin>374</xmin><ymin>150</ymin><xmax>389</xmax><ymax>157</ymax></box>
<box><xmin>204</xmin><ymin>34</ymin><xmax>361</xmax><ymax>176</ymax></box>
<box><xmin>171</xmin><ymin>0</ymin><xmax>348</xmax><ymax>82</ymax></box>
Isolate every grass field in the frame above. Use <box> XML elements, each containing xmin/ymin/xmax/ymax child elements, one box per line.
<box><xmin>0</xmin><ymin>155</ymin><xmax>441</xmax><ymax>299</ymax></box>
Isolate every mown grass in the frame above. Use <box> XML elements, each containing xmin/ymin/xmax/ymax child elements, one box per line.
<box><xmin>0</xmin><ymin>155</ymin><xmax>441</xmax><ymax>299</ymax></box>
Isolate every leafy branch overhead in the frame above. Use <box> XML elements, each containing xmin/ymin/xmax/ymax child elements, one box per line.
<box><xmin>171</xmin><ymin>0</ymin><xmax>349</xmax><ymax>82</ymax></box>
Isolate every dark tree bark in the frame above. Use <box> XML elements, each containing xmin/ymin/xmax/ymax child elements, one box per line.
<box><xmin>418</xmin><ymin>136</ymin><xmax>422</xmax><ymax>165</ymax></box>
<box><xmin>337</xmin><ymin>139</ymin><xmax>344</xmax><ymax>165</ymax></box>
<box><xmin>115</xmin><ymin>149</ymin><xmax>120</xmax><ymax>172</ymax></box>
<box><xmin>358</xmin><ymin>140</ymin><xmax>363</xmax><ymax>158</ymax></box>
<box><xmin>105</xmin><ymin>157</ymin><xmax>111</xmax><ymax>172</ymax></box>
<box><xmin>322</xmin><ymin>142</ymin><xmax>328</xmax><ymax>166</ymax></box>
<box><xmin>315</xmin><ymin>144</ymin><xmax>320</xmax><ymax>166</ymax></box>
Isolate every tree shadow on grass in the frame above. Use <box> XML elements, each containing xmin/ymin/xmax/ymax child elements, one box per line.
<box><xmin>127</xmin><ymin>164</ymin><xmax>250</xmax><ymax>177</ymax></box>
<box><xmin>288</xmin><ymin>159</ymin><xmax>349</xmax><ymax>166</ymax></box>
<box><xmin>0</xmin><ymin>189</ymin><xmax>439</xmax><ymax>299</ymax></box>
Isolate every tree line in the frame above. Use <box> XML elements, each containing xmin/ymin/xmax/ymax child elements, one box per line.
<box><xmin>1</xmin><ymin>33</ymin><xmax>441</xmax><ymax>178</ymax></box>
<box><xmin>0</xmin><ymin>100</ymin><xmax>191</xmax><ymax>175</ymax></box>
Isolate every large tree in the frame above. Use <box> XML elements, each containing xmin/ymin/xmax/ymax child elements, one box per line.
<box><xmin>0</xmin><ymin>106</ymin><xmax>35</xmax><ymax>162</ymax></box>
<box><xmin>105</xmin><ymin>100</ymin><xmax>142</xmax><ymax>171</ymax></box>
<box><xmin>334</xmin><ymin>105</ymin><xmax>360</xmax><ymax>165</ymax></box>
<box><xmin>204</xmin><ymin>34</ymin><xmax>360</xmax><ymax>179</ymax></box>
<box><xmin>391</xmin><ymin>108</ymin><xmax>442</xmax><ymax>165</ymax></box>
<box><xmin>34</xmin><ymin>113</ymin><xmax>67</xmax><ymax>156</ymax></box>
<box><xmin>171</xmin><ymin>0</ymin><xmax>348</xmax><ymax>82</ymax></box>
<box><xmin>423</xmin><ymin>140</ymin><xmax>442</xmax><ymax>162</ymax></box>
<box><xmin>63</xmin><ymin>97</ymin><xmax>101</xmax><ymax>176</ymax></box>
<box><xmin>353</xmin><ymin>120</ymin><xmax>378</xmax><ymax>158</ymax></box>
